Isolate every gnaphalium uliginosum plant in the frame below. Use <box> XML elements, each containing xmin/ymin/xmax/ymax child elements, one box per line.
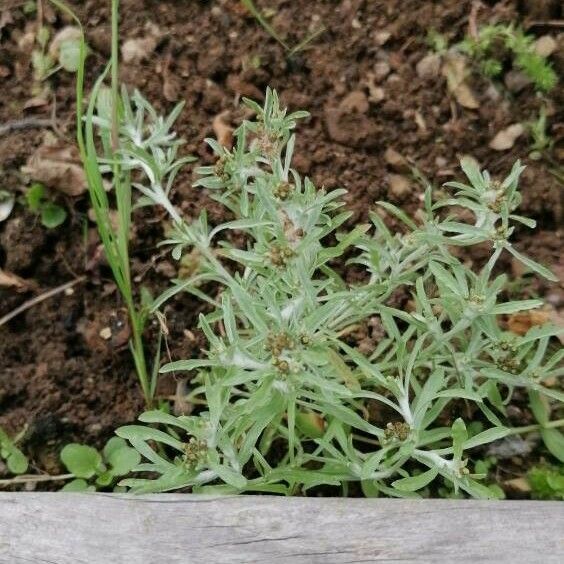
<box><xmin>107</xmin><ymin>89</ymin><xmax>563</xmax><ymax>497</ymax></box>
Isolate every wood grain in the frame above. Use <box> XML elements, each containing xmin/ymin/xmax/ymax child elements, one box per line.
<box><xmin>0</xmin><ymin>494</ymin><xmax>562</xmax><ymax>563</ymax></box>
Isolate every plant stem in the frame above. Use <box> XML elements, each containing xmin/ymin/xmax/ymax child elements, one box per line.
<box><xmin>49</xmin><ymin>0</ymin><xmax>152</xmax><ymax>406</ymax></box>
<box><xmin>0</xmin><ymin>473</ymin><xmax>74</xmax><ymax>487</ymax></box>
<box><xmin>111</xmin><ymin>0</ymin><xmax>120</xmax><ymax>153</ymax></box>
<box><xmin>510</xmin><ymin>419</ymin><xmax>564</xmax><ymax>435</ymax></box>
<box><xmin>130</xmin><ymin>310</ymin><xmax>151</xmax><ymax>405</ymax></box>
<box><xmin>110</xmin><ymin>0</ymin><xmax>151</xmax><ymax>407</ymax></box>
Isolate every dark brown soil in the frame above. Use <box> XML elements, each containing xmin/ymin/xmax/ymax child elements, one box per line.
<box><xmin>0</xmin><ymin>0</ymin><xmax>562</xmax><ymax>491</ymax></box>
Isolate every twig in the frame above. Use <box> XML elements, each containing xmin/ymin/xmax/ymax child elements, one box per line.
<box><xmin>0</xmin><ymin>117</ymin><xmax>54</xmax><ymax>137</ymax></box>
<box><xmin>526</xmin><ymin>20</ymin><xmax>564</xmax><ymax>30</ymax></box>
<box><xmin>0</xmin><ymin>276</ymin><xmax>85</xmax><ymax>327</ymax></box>
<box><xmin>0</xmin><ymin>473</ymin><xmax>73</xmax><ymax>487</ymax></box>
<box><xmin>468</xmin><ymin>0</ymin><xmax>483</xmax><ymax>40</ymax></box>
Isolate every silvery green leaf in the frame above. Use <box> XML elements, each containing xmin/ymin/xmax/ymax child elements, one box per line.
<box><xmin>59</xmin><ymin>37</ymin><xmax>83</xmax><ymax>71</ymax></box>
<box><xmin>490</xmin><ymin>299</ymin><xmax>543</xmax><ymax>315</ymax></box>
<box><xmin>519</xmin><ymin>324</ymin><xmax>563</xmax><ymax>345</ymax></box>
<box><xmin>460</xmin><ymin>156</ymin><xmax>487</xmax><ymax>190</ymax></box>
<box><xmin>430</xmin><ymin>261</ymin><xmax>465</xmax><ymax>297</ymax></box>
<box><xmin>505</xmin><ymin>245</ymin><xmax>557</xmax><ymax>281</ymax></box>
<box><xmin>451</xmin><ymin>418</ymin><xmax>467</xmax><ymax>462</ymax></box>
<box><xmin>528</xmin><ymin>390</ymin><xmax>549</xmax><ymax>426</ymax></box>
<box><xmin>392</xmin><ymin>467</ymin><xmax>439</xmax><ymax>492</ymax></box>
<box><xmin>509</xmin><ymin>214</ymin><xmax>536</xmax><ymax>228</ymax></box>
<box><xmin>160</xmin><ymin>359</ymin><xmax>215</xmax><ymax>373</ymax></box>
<box><xmin>463</xmin><ymin>427</ymin><xmax>510</xmax><ymax>450</ymax></box>
<box><xmin>208</xmin><ymin>461</ymin><xmax>247</xmax><ymax>489</ymax></box>
<box><xmin>116</xmin><ymin>426</ymin><xmax>184</xmax><ymax>451</ymax></box>
<box><xmin>540</xmin><ymin>429</ymin><xmax>564</xmax><ymax>463</ymax></box>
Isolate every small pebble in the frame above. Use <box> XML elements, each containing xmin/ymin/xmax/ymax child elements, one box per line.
<box><xmin>99</xmin><ymin>327</ymin><xmax>112</xmax><ymax>340</ymax></box>
<box><xmin>533</xmin><ymin>35</ymin><xmax>557</xmax><ymax>57</ymax></box>
<box><xmin>373</xmin><ymin>61</ymin><xmax>391</xmax><ymax>81</ymax></box>
<box><xmin>489</xmin><ymin>124</ymin><xmax>524</xmax><ymax>151</ymax></box>
<box><xmin>384</xmin><ymin>148</ymin><xmax>410</xmax><ymax>173</ymax></box>
<box><xmin>388</xmin><ymin>174</ymin><xmax>411</xmax><ymax>199</ymax></box>
<box><xmin>339</xmin><ymin>90</ymin><xmax>369</xmax><ymax>113</ymax></box>
<box><xmin>374</xmin><ymin>30</ymin><xmax>391</xmax><ymax>46</ymax></box>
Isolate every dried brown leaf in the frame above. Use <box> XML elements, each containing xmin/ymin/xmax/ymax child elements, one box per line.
<box><xmin>212</xmin><ymin>111</ymin><xmax>234</xmax><ymax>149</ymax></box>
<box><xmin>441</xmin><ymin>54</ymin><xmax>479</xmax><ymax>109</ymax></box>
<box><xmin>0</xmin><ymin>268</ymin><xmax>29</xmax><ymax>291</ymax></box>
<box><xmin>22</xmin><ymin>141</ymin><xmax>86</xmax><ymax>196</ymax></box>
<box><xmin>507</xmin><ymin>309</ymin><xmax>550</xmax><ymax>336</ymax></box>
<box><xmin>121</xmin><ymin>36</ymin><xmax>157</xmax><ymax>63</ymax></box>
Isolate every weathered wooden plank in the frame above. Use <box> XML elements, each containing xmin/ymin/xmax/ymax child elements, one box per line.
<box><xmin>0</xmin><ymin>494</ymin><xmax>562</xmax><ymax>563</ymax></box>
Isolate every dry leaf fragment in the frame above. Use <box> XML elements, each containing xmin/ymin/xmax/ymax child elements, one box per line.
<box><xmin>23</xmin><ymin>95</ymin><xmax>50</xmax><ymax>110</ymax></box>
<box><xmin>413</xmin><ymin>110</ymin><xmax>427</xmax><ymax>132</ymax></box>
<box><xmin>384</xmin><ymin>148</ymin><xmax>410</xmax><ymax>173</ymax></box>
<box><xmin>504</xmin><ymin>477</ymin><xmax>531</xmax><ymax>494</ymax></box>
<box><xmin>504</xmin><ymin>70</ymin><xmax>533</xmax><ymax>93</ymax></box>
<box><xmin>441</xmin><ymin>54</ymin><xmax>479</xmax><ymax>109</ymax></box>
<box><xmin>388</xmin><ymin>174</ymin><xmax>411</xmax><ymax>200</ymax></box>
<box><xmin>122</xmin><ymin>36</ymin><xmax>157</xmax><ymax>63</ymax></box>
<box><xmin>507</xmin><ymin>309</ymin><xmax>550</xmax><ymax>336</ymax></box>
<box><xmin>416</xmin><ymin>53</ymin><xmax>441</xmax><ymax>79</ymax></box>
<box><xmin>546</xmin><ymin>306</ymin><xmax>564</xmax><ymax>345</ymax></box>
<box><xmin>339</xmin><ymin>91</ymin><xmax>369</xmax><ymax>114</ymax></box>
<box><xmin>163</xmin><ymin>73</ymin><xmax>181</xmax><ymax>102</ymax></box>
<box><xmin>0</xmin><ymin>268</ymin><xmax>29</xmax><ymax>291</ymax></box>
<box><xmin>212</xmin><ymin>111</ymin><xmax>234</xmax><ymax>148</ymax></box>
<box><xmin>121</xmin><ymin>24</ymin><xmax>161</xmax><ymax>63</ymax></box>
<box><xmin>489</xmin><ymin>124</ymin><xmax>524</xmax><ymax>151</ymax></box>
<box><xmin>451</xmin><ymin>82</ymin><xmax>479</xmax><ymax>109</ymax></box>
<box><xmin>21</xmin><ymin>141</ymin><xmax>86</xmax><ymax>196</ymax></box>
<box><xmin>363</xmin><ymin>73</ymin><xmax>385</xmax><ymax>104</ymax></box>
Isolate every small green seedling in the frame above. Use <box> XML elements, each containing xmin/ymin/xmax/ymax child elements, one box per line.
<box><xmin>25</xmin><ymin>182</ymin><xmax>67</xmax><ymax>228</ymax></box>
<box><xmin>31</xmin><ymin>24</ymin><xmax>84</xmax><ymax>86</ymax></box>
<box><xmin>0</xmin><ymin>426</ymin><xmax>28</xmax><ymax>475</ymax></box>
<box><xmin>460</xmin><ymin>24</ymin><xmax>557</xmax><ymax>92</ymax></box>
<box><xmin>31</xmin><ymin>26</ymin><xmax>54</xmax><ymax>84</ymax></box>
<box><xmin>240</xmin><ymin>0</ymin><xmax>325</xmax><ymax>58</ymax></box>
<box><xmin>427</xmin><ymin>29</ymin><xmax>449</xmax><ymax>55</ymax></box>
<box><xmin>527</xmin><ymin>108</ymin><xmax>552</xmax><ymax>160</ymax></box>
<box><xmin>60</xmin><ymin>437</ymin><xmax>140</xmax><ymax>491</ymax></box>
<box><xmin>528</xmin><ymin>465</ymin><xmax>564</xmax><ymax>500</ymax></box>
<box><xmin>529</xmin><ymin>390</ymin><xmax>564</xmax><ymax>464</ymax></box>
<box><xmin>23</xmin><ymin>1</ymin><xmax>37</xmax><ymax>15</ymax></box>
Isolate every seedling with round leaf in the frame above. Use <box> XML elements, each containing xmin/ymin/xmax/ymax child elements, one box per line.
<box><xmin>0</xmin><ymin>426</ymin><xmax>28</xmax><ymax>476</ymax></box>
<box><xmin>25</xmin><ymin>182</ymin><xmax>67</xmax><ymax>229</ymax></box>
<box><xmin>60</xmin><ymin>437</ymin><xmax>141</xmax><ymax>491</ymax></box>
